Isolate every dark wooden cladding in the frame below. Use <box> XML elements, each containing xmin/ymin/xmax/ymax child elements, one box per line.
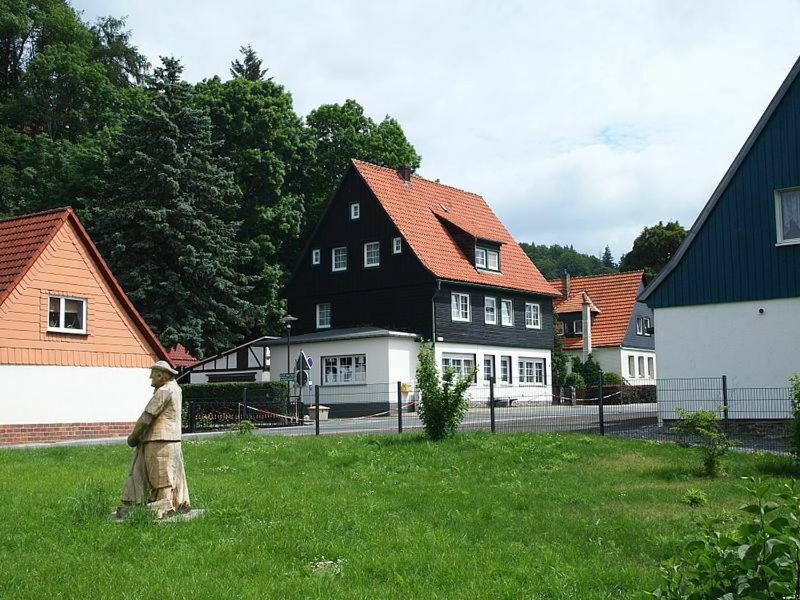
<box><xmin>434</xmin><ymin>283</ymin><xmax>554</xmax><ymax>349</ymax></box>
<box><xmin>647</xmin><ymin>67</ymin><xmax>800</xmax><ymax>308</ymax></box>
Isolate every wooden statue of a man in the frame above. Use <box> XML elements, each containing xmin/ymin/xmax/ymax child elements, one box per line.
<box><xmin>118</xmin><ymin>361</ymin><xmax>190</xmax><ymax>519</ymax></box>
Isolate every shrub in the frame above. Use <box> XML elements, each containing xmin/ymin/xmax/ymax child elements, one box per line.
<box><xmin>672</xmin><ymin>408</ymin><xmax>732</xmax><ymax>477</ymax></box>
<box><xmin>681</xmin><ymin>488</ymin><xmax>707</xmax><ymax>508</ymax></box>
<box><xmin>563</xmin><ymin>372</ymin><xmax>585</xmax><ymax>389</ymax></box>
<box><xmin>642</xmin><ymin>479</ymin><xmax>800</xmax><ymax>599</ymax></box>
<box><xmin>232</xmin><ymin>419</ymin><xmax>255</xmax><ymax>435</ymax></box>
<box><xmin>181</xmin><ymin>381</ymin><xmax>286</xmax><ymax>403</ymax></box>
<box><xmin>571</xmin><ymin>355</ymin><xmax>602</xmax><ymax>386</ymax></box>
<box><xmin>416</xmin><ymin>342</ymin><xmax>474</xmax><ymax>441</ymax></box>
<box><xmin>790</xmin><ymin>374</ymin><xmax>800</xmax><ymax>459</ymax></box>
<box><xmin>603</xmin><ymin>372</ymin><xmax>623</xmax><ymax>385</ymax></box>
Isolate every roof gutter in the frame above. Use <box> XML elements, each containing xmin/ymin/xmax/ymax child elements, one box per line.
<box><xmin>438</xmin><ymin>278</ymin><xmax>560</xmax><ymax>298</ymax></box>
<box><xmin>431</xmin><ymin>278</ymin><xmax>441</xmax><ymax>345</ymax></box>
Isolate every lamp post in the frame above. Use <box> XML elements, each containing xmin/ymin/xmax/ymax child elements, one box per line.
<box><xmin>281</xmin><ymin>315</ymin><xmax>298</xmax><ymax>419</ymax></box>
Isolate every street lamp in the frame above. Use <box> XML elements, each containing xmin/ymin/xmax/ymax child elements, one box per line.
<box><xmin>281</xmin><ymin>315</ymin><xmax>298</xmax><ymax>419</ymax></box>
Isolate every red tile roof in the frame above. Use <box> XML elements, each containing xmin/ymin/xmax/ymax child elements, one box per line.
<box><xmin>167</xmin><ymin>344</ymin><xmax>198</xmax><ymax>367</ymax></box>
<box><xmin>0</xmin><ymin>207</ymin><xmax>171</xmax><ymax>363</ymax></box>
<box><xmin>352</xmin><ymin>160</ymin><xmax>558</xmax><ymax>296</ymax></box>
<box><xmin>548</xmin><ymin>271</ymin><xmax>645</xmax><ymax>350</ymax></box>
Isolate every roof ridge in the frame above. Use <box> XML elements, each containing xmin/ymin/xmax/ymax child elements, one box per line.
<box><xmin>548</xmin><ymin>269</ymin><xmax>644</xmax><ymax>283</ymax></box>
<box><xmin>0</xmin><ymin>207</ymin><xmax>72</xmax><ymax>224</ymax></box>
<box><xmin>351</xmin><ymin>159</ymin><xmax>483</xmax><ymax>200</ymax></box>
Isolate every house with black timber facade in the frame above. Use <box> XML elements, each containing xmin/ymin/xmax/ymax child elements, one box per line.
<box><xmin>640</xmin><ymin>55</ymin><xmax>800</xmax><ymax>410</ymax></box>
<box><xmin>265</xmin><ymin>159</ymin><xmax>560</xmax><ymax>408</ymax></box>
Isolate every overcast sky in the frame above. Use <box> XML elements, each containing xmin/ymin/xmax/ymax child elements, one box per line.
<box><xmin>75</xmin><ymin>0</ymin><xmax>800</xmax><ymax>260</ymax></box>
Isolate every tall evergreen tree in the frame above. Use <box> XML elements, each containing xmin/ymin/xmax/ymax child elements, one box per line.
<box><xmin>86</xmin><ymin>57</ymin><xmax>260</xmax><ymax>356</ymax></box>
<box><xmin>229</xmin><ymin>44</ymin><xmax>269</xmax><ymax>81</ymax></box>
<box><xmin>601</xmin><ymin>245</ymin><xmax>615</xmax><ymax>269</ymax></box>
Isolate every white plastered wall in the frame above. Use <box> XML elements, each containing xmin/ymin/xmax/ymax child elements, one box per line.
<box><xmin>0</xmin><ymin>365</ymin><xmax>152</xmax><ymax>424</ymax></box>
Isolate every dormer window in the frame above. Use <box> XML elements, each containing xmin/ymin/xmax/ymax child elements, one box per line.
<box><xmin>350</xmin><ymin>202</ymin><xmax>360</xmax><ymax>220</ymax></box>
<box><xmin>574</xmin><ymin>320</ymin><xmax>583</xmax><ymax>335</ymax></box>
<box><xmin>475</xmin><ymin>244</ymin><xmax>500</xmax><ymax>271</ymax></box>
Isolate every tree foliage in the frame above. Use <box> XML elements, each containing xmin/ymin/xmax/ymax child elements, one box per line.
<box><xmin>305</xmin><ymin>99</ymin><xmax>420</xmax><ymax>226</ymax></box>
<box><xmin>620</xmin><ymin>221</ymin><xmax>687</xmax><ymax>280</ymax></box>
<box><xmin>551</xmin><ymin>313</ymin><xmax>569</xmax><ymax>386</ymax></box>
<box><xmin>520</xmin><ymin>242</ymin><xmax>616</xmax><ymax>280</ymax></box>
<box><xmin>229</xmin><ymin>44</ymin><xmax>269</xmax><ymax>81</ymax></box>
<box><xmin>86</xmin><ymin>57</ymin><xmax>260</xmax><ymax>356</ymax></box>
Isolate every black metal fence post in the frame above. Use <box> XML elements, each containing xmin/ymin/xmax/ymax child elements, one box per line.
<box><xmin>489</xmin><ymin>377</ymin><xmax>496</xmax><ymax>433</ymax></box>
<box><xmin>240</xmin><ymin>388</ymin><xmax>245</xmax><ymax>424</ymax></box>
<box><xmin>314</xmin><ymin>384</ymin><xmax>320</xmax><ymax>436</ymax></box>
<box><xmin>721</xmin><ymin>374</ymin><xmax>729</xmax><ymax>430</ymax></box>
<box><xmin>397</xmin><ymin>382</ymin><xmax>403</xmax><ymax>434</ymax></box>
<box><xmin>598</xmin><ymin>371</ymin><xmax>605</xmax><ymax>436</ymax></box>
<box><xmin>188</xmin><ymin>401</ymin><xmax>196</xmax><ymax>433</ymax></box>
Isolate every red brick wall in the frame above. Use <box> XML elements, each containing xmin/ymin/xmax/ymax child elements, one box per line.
<box><xmin>0</xmin><ymin>421</ymin><xmax>134</xmax><ymax>446</ymax></box>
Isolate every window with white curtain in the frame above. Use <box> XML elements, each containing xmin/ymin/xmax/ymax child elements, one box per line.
<box><xmin>323</xmin><ymin>354</ymin><xmax>366</xmax><ymax>385</ymax></box>
<box><xmin>451</xmin><ymin>292</ymin><xmax>470</xmax><ymax>322</ymax></box>
<box><xmin>501</xmin><ymin>299</ymin><xmax>513</xmax><ymax>326</ymax></box>
<box><xmin>776</xmin><ymin>189</ymin><xmax>800</xmax><ymax>244</ymax></box>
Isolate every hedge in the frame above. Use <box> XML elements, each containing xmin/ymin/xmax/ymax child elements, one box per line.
<box><xmin>181</xmin><ymin>381</ymin><xmax>287</xmax><ymax>403</ymax></box>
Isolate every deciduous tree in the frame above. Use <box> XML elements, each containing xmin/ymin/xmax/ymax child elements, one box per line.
<box><xmin>619</xmin><ymin>221</ymin><xmax>687</xmax><ymax>280</ymax></box>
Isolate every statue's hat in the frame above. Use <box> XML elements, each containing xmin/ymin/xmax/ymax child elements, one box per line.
<box><xmin>151</xmin><ymin>360</ymin><xmax>179</xmax><ymax>375</ymax></box>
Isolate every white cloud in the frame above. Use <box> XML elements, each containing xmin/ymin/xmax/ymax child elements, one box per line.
<box><xmin>75</xmin><ymin>0</ymin><xmax>800</xmax><ymax>258</ymax></box>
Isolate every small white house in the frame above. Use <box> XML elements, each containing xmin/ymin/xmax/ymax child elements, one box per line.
<box><xmin>177</xmin><ymin>336</ymin><xmax>274</xmax><ymax>384</ymax></box>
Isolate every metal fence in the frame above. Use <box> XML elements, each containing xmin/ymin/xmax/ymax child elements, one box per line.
<box><xmin>183</xmin><ymin>376</ymin><xmax>795</xmax><ymax>453</ymax></box>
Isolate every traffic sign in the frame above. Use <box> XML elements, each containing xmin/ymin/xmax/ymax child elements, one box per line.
<box><xmin>295</xmin><ymin>351</ymin><xmax>311</xmax><ymax>371</ymax></box>
<box><xmin>279</xmin><ymin>372</ymin><xmax>294</xmax><ymax>382</ymax></box>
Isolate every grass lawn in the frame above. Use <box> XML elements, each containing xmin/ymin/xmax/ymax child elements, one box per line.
<box><xmin>0</xmin><ymin>432</ymin><xmax>796</xmax><ymax>599</ymax></box>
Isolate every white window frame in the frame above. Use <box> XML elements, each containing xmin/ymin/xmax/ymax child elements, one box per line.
<box><xmin>643</xmin><ymin>317</ymin><xmax>652</xmax><ymax>336</ymax></box>
<box><xmin>501</xmin><ymin>299</ymin><xmax>513</xmax><ymax>326</ymax></box>
<box><xmin>628</xmin><ymin>356</ymin><xmax>636</xmax><ymax>378</ymax></box>
<box><xmin>775</xmin><ymin>188</ymin><xmax>800</xmax><ymax>246</ymax></box>
<box><xmin>574</xmin><ymin>319</ymin><xmax>583</xmax><ymax>334</ymax></box>
<box><xmin>647</xmin><ymin>356</ymin><xmax>655</xmax><ymax>379</ymax></box>
<box><xmin>518</xmin><ymin>357</ymin><xmax>546</xmax><ymax>385</ymax></box>
<box><xmin>483</xmin><ymin>355</ymin><xmax>494</xmax><ymax>382</ymax></box>
<box><xmin>555</xmin><ymin>321</ymin><xmax>565</xmax><ymax>336</ymax></box>
<box><xmin>500</xmin><ymin>356</ymin><xmax>511</xmax><ymax>383</ymax></box>
<box><xmin>484</xmin><ymin>297</ymin><xmax>497</xmax><ymax>324</ymax></box>
<box><xmin>636</xmin><ymin>317</ymin><xmax>643</xmax><ymax>335</ymax></box>
<box><xmin>364</xmin><ymin>241</ymin><xmax>380</xmax><ymax>268</ymax></box>
<box><xmin>47</xmin><ymin>295</ymin><xmax>88</xmax><ymax>334</ymax></box>
<box><xmin>311</xmin><ymin>249</ymin><xmax>321</xmax><ymax>265</ymax></box>
<box><xmin>316</xmin><ymin>302</ymin><xmax>331</xmax><ymax>329</ymax></box>
<box><xmin>475</xmin><ymin>248</ymin><xmax>487</xmax><ymax>269</ymax></box>
<box><xmin>323</xmin><ymin>354</ymin><xmax>366</xmax><ymax>385</ymax></box>
<box><xmin>638</xmin><ymin>356</ymin><xmax>645</xmax><ymax>378</ymax></box>
<box><xmin>525</xmin><ymin>302</ymin><xmax>541</xmax><ymax>329</ymax></box>
<box><xmin>451</xmin><ymin>292</ymin><xmax>471</xmax><ymax>322</ymax></box>
<box><xmin>350</xmin><ymin>202</ymin><xmax>360</xmax><ymax>220</ymax></box>
<box><xmin>486</xmin><ymin>249</ymin><xmax>499</xmax><ymax>271</ymax></box>
<box><xmin>442</xmin><ymin>353</ymin><xmax>475</xmax><ymax>380</ymax></box>
<box><xmin>392</xmin><ymin>237</ymin><xmax>402</xmax><ymax>254</ymax></box>
<box><xmin>332</xmin><ymin>246</ymin><xmax>347</xmax><ymax>272</ymax></box>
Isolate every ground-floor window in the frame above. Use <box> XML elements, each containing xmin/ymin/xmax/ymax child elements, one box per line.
<box><xmin>628</xmin><ymin>356</ymin><xmax>635</xmax><ymax>378</ymax></box>
<box><xmin>323</xmin><ymin>354</ymin><xmax>366</xmax><ymax>385</ymax></box>
<box><xmin>638</xmin><ymin>356</ymin><xmax>645</xmax><ymax>378</ymax></box>
<box><xmin>518</xmin><ymin>358</ymin><xmax>546</xmax><ymax>384</ymax></box>
<box><xmin>647</xmin><ymin>356</ymin><xmax>654</xmax><ymax>378</ymax></box>
<box><xmin>442</xmin><ymin>353</ymin><xmax>475</xmax><ymax>380</ymax></box>
<box><xmin>483</xmin><ymin>355</ymin><xmax>494</xmax><ymax>382</ymax></box>
<box><xmin>500</xmin><ymin>356</ymin><xmax>511</xmax><ymax>383</ymax></box>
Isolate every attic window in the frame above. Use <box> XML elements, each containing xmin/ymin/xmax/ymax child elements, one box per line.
<box><xmin>439</xmin><ymin>203</ymin><xmax>449</xmax><ymax>212</ymax></box>
<box><xmin>776</xmin><ymin>189</ymin><xmax>800</xmax><ymax>245</ymax></box>
<box><xmin>475</xmin><ymin>245</ymin><xmax>500</xmax><ymax>272</ymax></box>
<box><xmin>350</xmin><ymin>202</ymin><xmax>360</xmax><ymax>220</ymax></box>
<box><xmin>48</xmin><ymin>295</ymin><xmax>87</xmax><ymax>334</ymax></box>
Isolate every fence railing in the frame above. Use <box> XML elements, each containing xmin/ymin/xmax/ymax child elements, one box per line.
<box><xmin>182</xmin><ymin>376</ymin><xmax>796</xmax><ymax>453</ymax></box>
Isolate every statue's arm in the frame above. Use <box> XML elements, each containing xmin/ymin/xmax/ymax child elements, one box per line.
<box><xmin>127</xmin><ymin>412</ymin><xmax>155</xmax><ymax>447</ymax></box>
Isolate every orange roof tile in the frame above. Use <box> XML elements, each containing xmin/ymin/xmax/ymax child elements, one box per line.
<box><xmin>0</xmin><ymin>208</ymin><xmax>171</xmax><ymax>363</ymax></box>
<box><xmin>167</xmin><ymin>344</ymin><xmax>198</xmax><ymax>367</ymax></box>
<box><xmin>548</xmin><ymin>271</ymin><xmax>644</xmax><ymax>349</ymax></box>
<box><xmin>352</xmin><ymin>160</ymin><xmax>558</xmax><ymax>296</ymax></box>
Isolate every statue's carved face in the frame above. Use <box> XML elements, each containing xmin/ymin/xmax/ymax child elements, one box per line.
<box><xmin>150</xmin><ymin>369</ymin><xmax>172</xmax><ymax>389</ymax></box>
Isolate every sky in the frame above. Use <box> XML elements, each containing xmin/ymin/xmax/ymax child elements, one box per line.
<box><xmin>75</xmin><ymin>0</ymin><xmax>800</xmax><ymax>260</ymax></box>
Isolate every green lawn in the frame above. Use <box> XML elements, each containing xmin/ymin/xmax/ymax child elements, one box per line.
<box><xmin>0</xmin><ymin>432</ymin><xmax>796</xmax><ymax>599</ymax></box>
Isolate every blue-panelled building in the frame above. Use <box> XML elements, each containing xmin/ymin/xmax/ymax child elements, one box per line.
<box><xmin>640</xmin><ymin>56</ymin><xmax>800</xmax><ymax>391</ymax></box>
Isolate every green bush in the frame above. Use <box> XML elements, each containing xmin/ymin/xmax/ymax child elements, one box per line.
<box><xmin>603</xmin><ymin>372</ymin><xmax>624</xmax><ymax>385</ymax></box>
<box><xmin>563</xmin><ymin>372</ymin><xmax>585</xmax><ymax>389</ymax></box>
<box><xmin>642</xmin><ymin>479</ymin><xmax>800</xmax><ymax>599</ymax></box>
<box><xmin>181</xmin><ymin>381</ymin><xmax>286</xmax><ymax>403</ymax></box>
<box><xmin>681</xmin><ymin>488</ymin><xmax>707</xmax><ymax>508</ymax></box>
<box><xmin>231</xmin><ymin>419</ymin><xmax>255</xmax><ymax>435</ymax></box>
<box><xmin>672</xmin><ymin>408</ymin><xmax>732</xmax><ymax>477</ymax></box>
<box><xmin>571</xmin><ymin>355</ymin><xmax>602</xmax><ymax>387</ymax></box>
<box><xmin>416</xmin><ymin>342</ymin><xmax>474</xmax><ymax>441</ymax></box>
<box><xmin>790</xmin><ymin>374</ymin><xmax>800</xmax><ymax>459</ymax></box>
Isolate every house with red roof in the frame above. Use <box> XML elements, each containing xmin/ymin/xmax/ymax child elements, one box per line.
<box><xmin>268</xmin><ymin>159</ymin><xmax>560</xmax><ymax>410</ymax></box>
<box><xmin>0</xmin><ymin>208</ymin><xmax>171</xmax><ymax>445</ymax></box>
<box><xmin>548</xmin><ymin>271</ymin><xmax>656</xmax><ymax>382</ymax></box>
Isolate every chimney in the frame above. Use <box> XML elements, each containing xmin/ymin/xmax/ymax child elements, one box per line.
<box><xmin>561</xmin><ymin>272</ymin><xmax>571</xmax><ymax>299</ymax></box>
<box><xmin>398</xmin><ymin>165</ymin><xmax>412</xmax><ymax>186</ymax></box>
<box><xmin>581</xmin><ymin>292</ymin><xmax>593</xmax><ymax>361</ymax></box>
